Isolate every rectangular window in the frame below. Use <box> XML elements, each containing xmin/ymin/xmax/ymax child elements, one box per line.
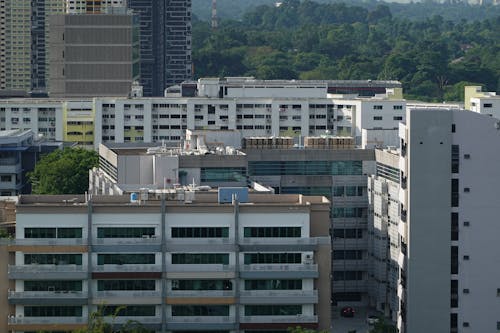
<box><xmin>25</xmin><ymin>280</ymin><xmax>82</xmax><ymax>292</ymax></box>
<box><xmin>451</xmin><ymin>279</ymin><xmax>458</xmax><ymax>308</ymax></box>
<box><xmin>244</xmin><ymin>305</ymin><xmax>301</xmax><ymax>316</ymax></box>
<box><xmin>97</xmin><ymin>280</ymin><xmax>155</xmax><ymax>291</ymax></box>
<box><xmin>25</xmin><ymin>254</ymin><xmax>82</xmax><ymax>265</ymax></box>
<box><xmin>333</xmin><ymin>229</ymin><xmax>363</xmax><ymax>239</ymax></box>
<box><xmin>172</xmin><ymin>253</ymin><xmax>229</xmax><ymax>265</ymax></box>
<box><xmin>103</xmin><ymin>305</ymin><xmax>155</xmax><ymax>317</ymax></box>
<box><xmin>373</xmin><ymin>116</ymin><xmax>383</xmax><ymax>121</ymax></box>
<box><xmin>25</xmin><ymin>306</ymin><xmax>82</xmax><ymax>317</ymax></box>
<box><xmin>244</xmin><ymin>253</ymin><xmax>301</xmax><ymax>264</ymax></box>
<box><xmin>393</xmin><ymin>116</ymin><xmax>403</xmax><ymax>121</ymax></box>
<box><xmin>451</xmin><ymin>246</ymin><xmax>458</xmax><ymax>274</ymax></box>
<box><xmin>172</xmin><ymin>280</ymin><xmax>232</xmax><ymax>291</ymax></box>
<box><xmin>452</xmin><ymin>179</ymin><xmax>459</xmax><ymax>207</ymax></box>
<box><xmin>248</xmin><ymin>161</ymin><xmax>362</xmax><ymax>176</ymax></box>
<box><xmin>172</xmin><ymin>305</ymin><xmax>229</xmax><ymax>316</ymax></box>
<box><xmin>451</xmin><ymin>145</ymin><xmax>459</xmax><ymax>173</ymax></box>
<box><xmin>393</xmin><ymin>105</ymin><xmax>403</xmax><ymax>110</ymax></box>
<box><xmin>451</xmin><ymin>213</ymin><xmax>459</xmax><ymax>241</ymax></box>
<box><xmin>171</xmin><ymin>227</ymin><xmax>229</xmax><ymax>238</ymax></box>
<box><xmin>373</xmin><ymin>105</ymin><xmax>383</xmax><ymax>110</ymax></box>
<box><xmin>483</xmin><ymin>103</ymin><xmax>492</xmax><ymax>108</ymax></box>
<box><xmin>0</xmin><ymin>175</ymin><xmax>11</xmax><ymax>182</ymax></box>
<box><xmin>332</xmin><ymin>250</ymin><xmax>363</xmax><ymax>260</ymax></box>
<box><xmin>97</xmin><ymin>227</ymin><xmax>155</xmax><ymax>238</ymax></box>
<box><xmin>244</xmin><ymin>279</ymin><xmax>302</xmax><ymax>290</ymax></box>
<box><xmin>200</xmin><ymin>167</ymin><xmax>246</xmax><ymax>182</ymax></box>
<box><xmin>243</xmin><ymin>227</ymin><xmax>300</xmax><ymax>238</ymax></box>
<box><xmin>97</xmin><ymin>254</ymin><xmax>155</xmax><ymax>265</ymax></box>
<box><xmin>332</xmin><ymin>271</ymin><xmax>364</xmax><ymax>281</ymax></box>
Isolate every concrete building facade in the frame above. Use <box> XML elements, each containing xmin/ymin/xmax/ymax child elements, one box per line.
<box><xmin>2</xmin><ymin>192</ymin><xmax>331</xmax><ymax>333</ymax></box>
<box><xmin>48</xmin><ymin>13</ymin><xmax>140</xmax><ymax>98</ymax></box>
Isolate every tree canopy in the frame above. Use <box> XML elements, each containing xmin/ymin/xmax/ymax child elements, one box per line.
<box><xmin>193</xmin><ymin>0</ymin><xmax>500</xmax><ymax>101</ymax></box>
<box><xmin>28</xmin><ymin>147</ymin><xmax>98</xmax><ymax>195</ymax></box>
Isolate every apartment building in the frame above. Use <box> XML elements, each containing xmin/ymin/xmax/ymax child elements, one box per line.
<box><xmin>0</xmin><ymin>129</ymin><xmax>62</xmax><ymax>196</ymax></box>
<box><xmin>464</xmin><ymin>86</ymin><xmax>500</xmax><ymax>119</ymax></box>
<box><xmin>48</xmin><ymin>12</ymin><xmax>140</xmax><ymax>98</ymax></box>
<box><xmin>126</xmin><ymin>0</ymin><xmax>192</xmax><ymax>96</ymax></box>
<box><xmin>0</xmin><ymin>78</ymin><xmax>406</xmax><ymax>148</ymax></box>
<box><xmin>367</xmin><ymin>107</ymin><xmax>500</xmax><ymax>333</ymax></box>
<box><xmin>2</xmin><ymin>191</ymin><xmax>331</xmax><ymax>332</ymax></box>
<box><xmin>65</xmin><ymin>0</ymin><xmax>127</xmax><ymax>14</ymax></box>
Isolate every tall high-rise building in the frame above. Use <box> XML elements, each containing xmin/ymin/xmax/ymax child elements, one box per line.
<box><xmin>127</xmin><ymin>0</ymin><xmax>192</xmax><ymax>96</ymax></box>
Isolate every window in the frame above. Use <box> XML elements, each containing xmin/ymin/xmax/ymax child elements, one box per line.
<box><xmin>393</xmin><ymin>116</ymin><xmax>403</xmax><ymax>121</ymax></box>
<box><xmin>97</xmin><ymin>227</ymin><xmax>154</xmax><ymax>238</ymax></box>
<box><xmin>172</xmin><ymin>253</ymin><xmax>229</xmax><ymax>265</ymax></box>
<box><xmin>172</xmin><ymin>305</ymin><xmax>229</xmax><ymax>316</ymax></box>
<box><xmin>393</xmin><ymin>105</ymin><xmax>403</xmax><ymax>110</ymax></box>
<box><xmin>244</xmin><ymin>253</ymin><xmax>301</xmax><ymax>264</ymax></box>
<box><xmin>245</xmin><ymin>305</ymin><xmax>301</xmax><ymax>316</ymax></box>
<box><xmin>451</xmin><ymin>213</ymin><xmax>459</xmax><ymax>241</ymax></box>
<box><xmin>200</xmin><ymin>167</ymin><xmax>246</xmax><ymax>182</ymax></box>
<box><xmin>464</xmin><ymin>187</ymin><xmax>470</xmax><ymax>193</ymax></box>
<box><xmin>463</xmin><ymin>255</ymin><xmax>470</xmax><ymax>260</ymax></box>
<box><xmin>244</xmin><ymin>279</ymin><xmax>301</xmax><ymax>290</ymax></box>
<box><xmin>0</xmin><ymin>175</ymin><xmax>12</xmax><ymax>182</ymax></box>
<box><xmin>463</xmin><ymin>322</ymin><xmax>469</xmax><ymax>327</ymax></box>
<box><xmin>464</xmin><ymin>154</ymin><xmax>470</xmax><ymax>159</ymax></box>
<box><xmin>172</xmin><ymin>280</ymin><xmax>232</xmax><ymax>291</ymax></box>
<box><xmin>451</xmin><ymin>179</ymin><xmax>459</xmax><ymax>207</ymax></box>
<box><xmin>97</xmin><ymin>254</ymin><xmax>155</xmax><ymax>265</ymax></box>
<box><xmin>103</xmin><ymin>306</ymin><xmax>155</xmax><ymax>317</ymax></box>
<box><xmin>332</xmin><ymin>271</ymin><xmax>363</xmax><ymax>281</ymax></box>
<box><xmin>373</xmin><ymin>116</ymin><xmax>383</xmax><ymax>121</ymax></box>
<box><xmin>451</xmin><ymin>145</ymin><xmax>459</xmax><ymax>173</ymax></box>
<box><xmin>243</xmin><ymin>227</ymin><xmax>300</xmax><ymax>238</ymax></box>
<box><xmin>25</xmin><ymin>280</ymin><xmax>82</xmax><ymax>292</ymax></box>
<box><xmin>248</xmin><ymin>161</ymin><xmax>362</xmax><ymax>176</ymax></box>
<box><xmin>25</xmin><ymin>254</ymin><xmax>82</xmax><ymax>265</ymax></box>
<box><xmin>373</xmin><ymin>105</ymin><xmax>383</xmax><ymax>110</ymax></box>
<box><xmin>333</xmin><ymin>250</ymin><xmax>363</xmax><ymax>260</ymax></box>
<box><xmin>451</xmin><ymin>280</ymin><xmax>458</xmax><ymax>308</ymax></box>
<box><xmin>452</xmin><ymin>124</ymin><xmax>456</xmax><ymax>133</ymax></box>
<box><xmin>451</xmin><ymin>246</ymin><xmax>458</xmax><ymax>274</ymax></box>
<box><xmin>333</xmin><ymin>229</ymin><xmax>363</xmax><ymax>239</ymax></box>
<box><xmin>97</xmin><ymin>280</ymin><xmax>155</xmax><ymax>291</ymax></box>
<box><xmin>171</xmin><ymin>227</ymin><xmax>229</xmax><ymax>238</ymax></box>
<box><xmin>483</xmin><ymin>103</ymin><xmax>492</xmax><ymax>108</ymax></box>
<box><xmin>25</xmin><ymin>306</ymin><xmax>82</xmax><ymax>317</ymax></box>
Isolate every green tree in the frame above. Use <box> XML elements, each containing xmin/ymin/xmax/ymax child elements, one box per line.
<box><xmin>369</xmin><ymin>317</ymin><xmax>398</xmax><ymax>333</ymax></box>
<box><xmin>28</xmin><ymin>147</ymin><xmax>98</xmax><ymax>195</ymax></box>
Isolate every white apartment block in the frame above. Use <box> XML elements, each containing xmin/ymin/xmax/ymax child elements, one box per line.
<box><xmin>370</xmin><ymin>107</ymin><xmax>500</xmax><ymax>333</ymax></box>
<box><xmin>0</xmin><ymin>78</ymin><xmax>406</xmax><ymax>149</ymax></box>
<box><xmin>1</xmin><ymin>191</ymin><xmax>332</xmax><ymax>333</ymax></box>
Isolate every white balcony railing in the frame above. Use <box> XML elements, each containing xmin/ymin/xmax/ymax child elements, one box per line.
<box><xmin>8</xmin><ymin>316</ymin><xmax>87</xmax><ymax>325</ymax></box>
<box><xmin>9</xmin><ymin>265</ymin><xmax>87</xmax><ymax>273</ymax></box>
<box><xmin>167</xmin><ymin>290</ymin><xmax>235</xmax><ymax>297</ymax></box>
<box><xmin>94</xmin><ymin>291</ymin><xmax>161</xmax><ymax>298</ymax></box>
<box><xmin>92</xmin><ymin>264</ymin><xmax>162</xmax><ymax>272</ymax></box>
<box><xmin>239</xmin><ymin>290</ymin><xmax>318</xmax><ymax>298</ymax></box>
<box><xmin>93</xmin><ymin>238</ymin><xmax>161</xmax><ymax>246</ymax></box>
<box><xmin>166</xmin><ymin>316</ymin><xmax>235</xmax><ymax>324</ymax></box>
<box><xmin>166</xmin><ymin>264</ymin><xmax>235</xmax><ymax>272</ymax></box>
<box><xmin>9</xmin><ymin>239</ymin><xmax>87</xmax><ymax>246</ymax></box>
<box><xmin>240</xmin><ymin>315</ymin><xmax>318</xmax><ymax>323</ymax></box>
<box><xmin>8</xmin><ymin>290</ymin><xmax>86</xmax><ymax>298</ymax></box>
<box><xmin>240</xmin><ymin>264</ymin><xmax>318</xmax><ymax>272</ymax></box>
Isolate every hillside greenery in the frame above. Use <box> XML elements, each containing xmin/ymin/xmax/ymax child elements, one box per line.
<box><xmin>193</xmin><ymin>0</ymin><xmax>500</xmax><ymax>101</ymax></box>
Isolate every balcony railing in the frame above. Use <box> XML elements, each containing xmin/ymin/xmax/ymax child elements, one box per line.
<box><xmin>8</xmin><ymin>290</ymin><xmax>87</xmax><ymax>299</ymax></box>
<box><xmin>239</xmin><ymin>290</ymin><xmax>318</xmax><ymax>298</ymax></box>
<box><xmin>94</xmin><ymin>290</ymin><xmax>161</xmax><ymax>298</ymax></box>
<box><xmin>166</xmin><ymin>264</ymin><xmax>235</xmax><ymax>272</ymax></box>
<box><xmin>92</xmin><ymin>264</ymin><xmax>162</xmax><ymax>272</ymax></box>
<box><xmin>240</xmin><ymin>264</ymin><xmax>318</xmax><ymax>272</ymax></box>
<box><xmin>93</xmin><ymin>238</ymin><xmax>161</xmax><ymax>245</ymax></box>
<box><xmin>9</xmin><ymin>264</ymin><xmax>87</xmax><ymax>273</ymax></box>
<box><xmin>240</xmin><ymin>315</ymin><xmax>317</xmax><ymax>323</ymax></box>
<box><xmin>166</xmin><ymin>316</ymin><xmax>235</xmax><ymax>324</ymax></box>
<box><xmin>167</xmin><ymin>290</ymin><xmax>235</xmax><ymax>297</ymax></box>
<box><xmin>8</xmin><ymin>316</ymin><xmax>87</xmax><ymax>324</ymax></box>
<box><xmin>8</xmin><ymin>239</ymin><xmax>87</xmax><ymax>246</ymax></box>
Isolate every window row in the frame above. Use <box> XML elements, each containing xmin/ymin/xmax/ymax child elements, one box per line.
<box><xmin>171</xmin><ymin>253</ymin><xmax>229</xmax><ymax>265</ymax></box>
<box><xmin>25</xmin><ymin>254</ymin><xmax>82</xmax><ymax>265</ymax></box>
<box><xmin>332</xmin><ymin>185</ymin><xmax>365</xmax><ymax>197</ymax></box>
<box><xmin>171</xmin><ymin>227</ymin><xmax>229</xmax><ymax>238</ymax></box>
<box><xmin>243</xmin><ymin>227</ymin><xmax>301</xmax><ymax>238</ymax></box>
<box><xmin>24</xmin><ymin>227</ymin><xmax>82</xmax><ymax>239</ymax></box>
<box><xmin>244</xmin><ymin>279</ymin><xmax>302</xmax><ymax>290</ymax></box>
<box><xmin>248</xmin><ymin>161</ymin><xmax>363</xmax><ymax>176</ymax></box>
<box><xmin>172</xmin><ymin>279</ymin><xmax>232</xmax><ymax>291</ymax></box>
<box><xmin>98</xmin><ymin>279</ymin><xmax>155</xmax><ymax>291</ymax></box>
<box><xmin>244</xmin><ymin>253</ymin><xmax>302</xmax><ymax>265</ymax></box>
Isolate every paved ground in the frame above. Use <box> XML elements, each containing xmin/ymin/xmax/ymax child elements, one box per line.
<box><xmin>331</xmin><ymin>306</ymin><xmax>379</xmax><ymax>333</ymax></box>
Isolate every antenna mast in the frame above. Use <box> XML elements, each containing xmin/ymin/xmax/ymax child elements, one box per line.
<box><xmin>211</xmin><ymin>0</ymin><xmax>218</xmax><ymax>30</ymax></box>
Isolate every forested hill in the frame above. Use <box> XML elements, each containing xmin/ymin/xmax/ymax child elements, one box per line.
<box><xmin>192</xmin><ymin>0</ymin><xmax>500</xmax><ymax>101</ymax></box>
<box><xmin>192</xmin><ymin>0</ymin><xmax>500</xmax><ymax>22</ymax></box>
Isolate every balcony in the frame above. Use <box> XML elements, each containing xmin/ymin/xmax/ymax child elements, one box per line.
<box><xmin>8</xmin><ymin>264</ymin><xmax>87</xmax><ymax>279</ymax></box>
<box><xmin>240</xmin><ymin>290</ymin><xmax>318</xmax><ymax>304</ymax></box>
<box><xmin>239</xmin><ymin>238</ymin><xmax>318</xmax><ymax>252</ymax></box>
<box><xmin>240</xmin><ymin>315</ymin><xmax>318</xmax><ymax>324</ymax></box>
<box><xmin>92</xmin><ymin>238</ymin><xmax>161</xmax><ymax>252</ymax></box>
<box><xmin>166</xmin><ymin>316</ymin><xmax>237</xmax><ymax>331</ymax></box>
<box><xmin>9</xmin><ymin>239</ymin><xmax>87</xmax><ymax>246</ymax></box>
<box><xmin>92</xmin><ymin>264</ymin><xmax>162</xmax><ymax>273</ymax></box>
<box><xmin>8</xmin><ymin>316</ymin><xmax>87</xmax><ymax>325</ymax></box>
<box><xmin>239</xmin><ymin>264</ymin><xmax>318</xmax><ymax>279</ymax></box>
<box><xmin>166</xmin><ymin>238</ymin><xmax>236</xmax><ymax>252</ymax></box>
<box><xmin>166</xmin><ymin>264</ymin><xmax>235</xmax><ymax>273</ymax></box>
<box><xmin>167</xmin><ymin>290</ymin><xmax>235</xmax><ymax>298</ymax></box>
<box><xmin>8</xmin><ymin>290</ymin><xmax>87</xmax><ymax>305</ymax></box>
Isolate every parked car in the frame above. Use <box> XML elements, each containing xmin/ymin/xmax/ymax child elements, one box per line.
<box><xmin>367</xmin><ymin>315</ymin><xmax>380</xmax><ymax>325</ymax></box>
<box><xmin>340</xmin><ymin>306</ymin><xmax>355</xmax><ymax>317</ymax></box>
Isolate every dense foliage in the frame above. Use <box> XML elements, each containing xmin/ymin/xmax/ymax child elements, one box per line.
<box><xmin>193</xmin><ymin>0</ymin><xmax>500</xmax><ymax>22</ymax></box>
<box><xmin>28</xmin><ymin>148</ymin><xmax>98</xmax><ymax>195</ymax></box>
<box><xmin>193</xmin><ymin>0</ymin><xmax>500</xmax><ymax>101</ymax></box>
